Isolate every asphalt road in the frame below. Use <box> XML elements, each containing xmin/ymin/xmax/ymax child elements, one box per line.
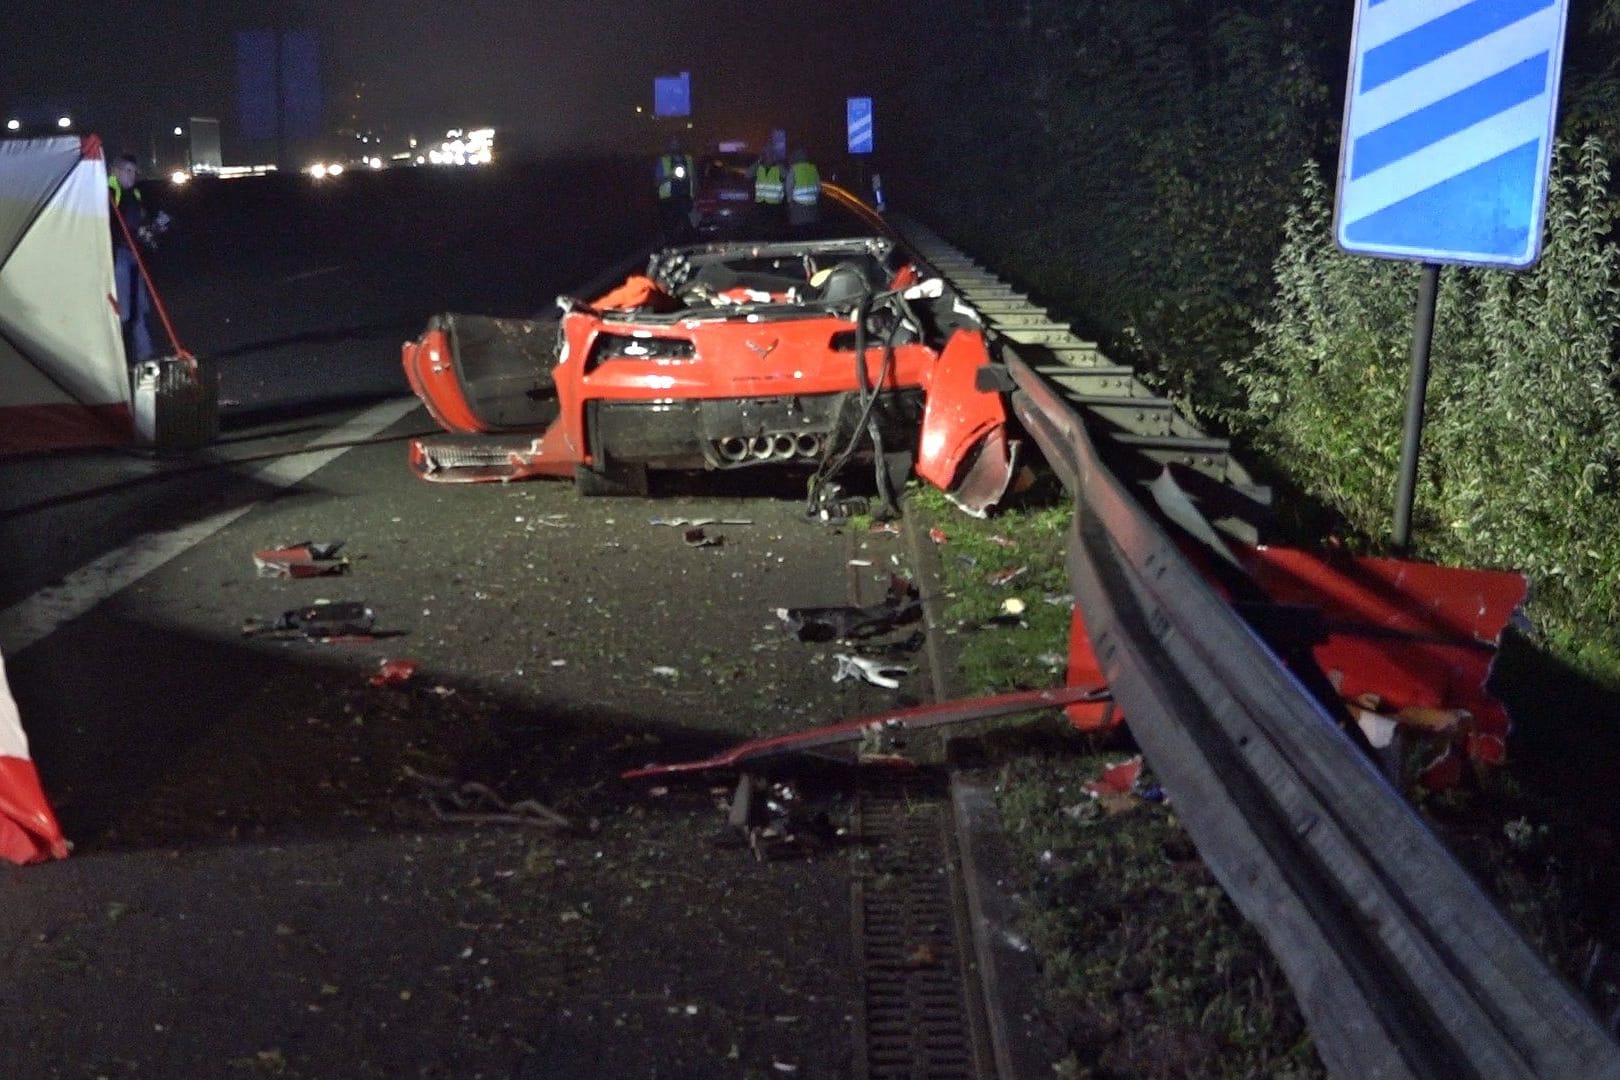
<box><xmin>0</xmin><ymin>163</ymin><xmax>942</xmax><ymax>1078</ymax></box>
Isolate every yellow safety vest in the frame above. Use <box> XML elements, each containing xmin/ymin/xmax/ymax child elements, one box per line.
<box><xmin>657</xmin><ymin>154</ymin><xmax>693</xmax><ymax>200</ymax></box>
<box><xmin>755</xmin><ymin>164</ymin><xmax>785</xmax><ymax>205</ymax></box>
<box><xmin>108</xmin><ymin>174</ymin><xmax>142</xmax><ymax>208</ymax></box>
<box><xmin>790</xmin><ymin>161</ymin><xmax>821</xmax><ymax>206</ymax></box>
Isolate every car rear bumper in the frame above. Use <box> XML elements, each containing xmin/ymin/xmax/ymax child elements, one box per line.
<box><xmin>587</xmin><ymin>389</ymin><xmax>925</xmax><ymax>469</ymax></box>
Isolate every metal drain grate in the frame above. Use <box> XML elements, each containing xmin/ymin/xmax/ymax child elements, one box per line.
<box><xmin>853</xmin><ymin>778</ymin><xmax>990</xmax><ymax>1079</ymax></box>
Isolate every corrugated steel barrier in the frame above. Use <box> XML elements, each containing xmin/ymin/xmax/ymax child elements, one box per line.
<box><xmin>889</xmin><ymin>216</ymin><xmax>1620</xmax><ymax>1080</ymax></box>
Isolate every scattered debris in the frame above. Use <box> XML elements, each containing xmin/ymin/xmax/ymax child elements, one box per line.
<box><xmin>848</xmin><ymin>559</ymin><xmax>874</xmax><ymax>567</ymax></box>
<box><xmin>1083</xmin><ymin>756</ymin><xmax>1146</xmax><ymax>815</ymax></box>
<box><xmin>1000</xmin><ymin>597</ymin><xmax>1027</xmax><ymax>617</ymax></box>
<box><xmin>728</xmin><ymin>775</ymin><xmax>845</xmax><ymax>861</ymax></box>
<box><xmin>242</xmin><ymin>601</ymin><xmax>376</xmax><ymax>641</ymax></box>
<box><xmin>1084</xmin><ymin>756</ymin><xmax>1143</xmax><ymax>796</ymax></box>
<box><xmin>987</xmin><ymin>566</ymin><xmax>1028</xmax><ymax>587</ymax></box>
<box><xmin>650</xmin><ymin>517</ymin><xmax>752</xmax><ymax>528</ymax></box>
<box><xmin>368</xmin><ymin>658</ymin><xmax>419</xmax><ymax>686</ymax></box>
<box><xmin>869</xmin><ymin>522</ymin><xmax>902</xmax><ymax>536</ymax></box>
<box><xmin>254</xmin><ymin>540</ymin><xmax>349</xmax><ymax>578</ymax></box>
<box><xmin>683</xmin><ymin>526</ymin><xmax>723</xmax><ymax>548</ymax></box>
<box><xmin>1042</xmin><ymin>592</ymin><xmax>1074</xmax><ymax>606</ymax></box>
<box><xmin>650</xmin><ymin>666</ymin><xmax>680</xmax><ymax>679</ymax></box>
<box><xmin>402</xmin><ymin>766</ymin><xmax>571</xmax><ymax>830</ymax></box>
<box><xmin>907</xmin><ymin>943</ymin><xmax>939</xmax><ymax>967</ymax></box>
<box><xmin>869</xmin><ymin>630</ymin><xmax>927</xmax><ymax>657</ymax></box>
<box><xmin>928</xmin><ymin>527</ymin><xmax>948</xmax><ymax>545</ymax></box>
<box><xmin>775</xmin><ymin>575</ymin><xmax>921</xmax><ymax>642</ymax></box>
<box><xmin>832</xmin><ymin>653</ymin><xmax>911</xmax><ymax>690</ymax></box>
<box><xmin>987</xmin><ymin>535</ymin><xmax>1018</xmax><ymax>549</ymax></box>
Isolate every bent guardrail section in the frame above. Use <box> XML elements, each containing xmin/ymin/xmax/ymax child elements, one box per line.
<box><xmin>1005</xmin><ymin>345</ymin><xmax>1620</xmax><ymax>1078</ymax></box>
<box><xmin>879</xmin><ymin>215</ymin><xmax>1620</xmax><ymax>1077</ymax></box>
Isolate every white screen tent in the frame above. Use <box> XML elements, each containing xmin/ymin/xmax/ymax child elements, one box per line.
<box><xmin>0</xmin><ymin>134</ymin><xmax>132</xmax><ymax>455</ymax></box>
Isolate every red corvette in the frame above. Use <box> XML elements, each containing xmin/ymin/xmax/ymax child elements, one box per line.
<box><xmin>402</xmin><ymin>235</ymin><xmax>1019</xmax><ymax>516</ymax></box>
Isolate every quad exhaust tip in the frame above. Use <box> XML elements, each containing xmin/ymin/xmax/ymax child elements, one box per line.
<box><xmin>717</xmin><ymin>432</ymin><xmax>825</xmax><ymax>464</ymax></box>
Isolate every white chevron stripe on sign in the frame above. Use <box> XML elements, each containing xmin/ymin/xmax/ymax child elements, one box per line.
<box><xmin>1341</xmin><ymin>97</ymin><xmax>1549</xmax><ymax>221</ymax></box>
<box><xmin>1359</xmin><ymin>0</ymin><xmax>1477</xmax><ymax>49</ymax></box>
<box><xmin>1347</xmin><ymin>6</ymin><xmax>1560</xmax><ymax>136</ymax></box>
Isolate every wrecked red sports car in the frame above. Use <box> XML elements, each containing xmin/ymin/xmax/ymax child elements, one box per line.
<box><xmin>401</xmin><ymin>236</ymin><xmax>1018</xmax><ymax>516</ymax></box>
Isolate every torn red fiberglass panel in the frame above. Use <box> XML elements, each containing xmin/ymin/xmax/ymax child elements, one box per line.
<box><xmin>916</xmin><ymin>330</ymin><xmax>1014</xmax><ymax>516</ymax></box>
<box><xmin>1239</xmin><ymin>547</ymin><xmax>1527</xmax><ymax>775</ymax></box>
<box><xmin>1062</xmin><ymin>544</ymin><xmax>1527</xmax><ymax>785</ymax></box>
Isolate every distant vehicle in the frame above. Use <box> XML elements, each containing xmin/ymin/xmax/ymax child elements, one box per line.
<box><xmin>400</xmin><ymin>235</ymin><xmax>1019</xmax><ymax>517</ymax></box>
<box><xmin>690</xmin><ymin>149</ymin><xmax>758</xmax><ymax>236</ymax></box>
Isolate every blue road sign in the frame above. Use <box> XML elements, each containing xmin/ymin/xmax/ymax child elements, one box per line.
<box><xmin>1335</xmin><ymin>0</ymin><xmax>1570</xmax><ymax>268</ymax></box>
<box><xmin>847</xmin><ymin>97</ymin><xmax>874</xmax><ymax>155</ymax></box>
<box><xmin>654</xmin><ymin>72</ymin><xmax>691</xmax><ymax>119</ymax></box>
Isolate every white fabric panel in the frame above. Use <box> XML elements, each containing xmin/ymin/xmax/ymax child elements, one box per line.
<box><xmin>0</xmin><ymin>151</ymin><xmax>127</xmax><ymax>409</ymax></box>
<box><xmin>0</xmin><ymin>648</ymin><xmax>27</xmax><ymax>761</ymax></box>
<box><xmin>0</xmin><ymin>136</ymin><xmax>82</xmax><ymax>263</ymax></box>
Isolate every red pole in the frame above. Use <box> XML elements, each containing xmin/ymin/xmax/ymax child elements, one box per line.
<box><xmin>110</xmin><ymin>199</ymin><xmax>194</xmax><ymax>366</ymax></box>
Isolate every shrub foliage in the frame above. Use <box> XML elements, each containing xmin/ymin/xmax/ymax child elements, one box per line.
<box><xmin>1229</xmin><ymin>140</ymin><xmax>1620</xmax><ymax>654</ymax></box>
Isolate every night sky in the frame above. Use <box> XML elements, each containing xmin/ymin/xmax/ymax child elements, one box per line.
<box><xmin>1</xmin><ymin>1</ymin><xmax>915</xmax><ymax>160</ymax></box>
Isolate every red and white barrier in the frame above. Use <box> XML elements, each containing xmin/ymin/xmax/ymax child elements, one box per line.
<box><xmin>0</xmin><ymin>648</ymin><xmax>68</xmax><ymax>864</ymax></box>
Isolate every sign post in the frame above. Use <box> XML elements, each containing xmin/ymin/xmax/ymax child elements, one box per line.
<box><xmin>1334</xmin><ymin>0</ymin><xmax>1570</xmax><ymax>549</ymax></box>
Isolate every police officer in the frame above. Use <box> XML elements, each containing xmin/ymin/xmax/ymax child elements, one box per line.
<box><xmin>655</xmin><ymin>137</ymin><xmax>694</xmax><ymax>242</ymax></box>
<box><xmin>107</xmin><ymin>154</ymin><xmax>168</xmax><ymax>365</ymax></box>
<box><xmin>753</xmin><ymin>146</ymin><xmax>786</xmax><ymax>236</ymax></box>
<box><xmin>787</xmin><ymin>148</ymin><xmax>822</xmax><ymax>233</ymax></box>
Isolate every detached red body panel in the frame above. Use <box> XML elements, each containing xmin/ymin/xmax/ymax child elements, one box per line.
<box><xmin>402</xmin><ymin>237</ymin><xmax>1015</xmax><ymax>511</ymax></box>
<box><xmin>1065</xmin><ymin>538</ymin><xmax>1527</xmax><ymax>787</ymax></box>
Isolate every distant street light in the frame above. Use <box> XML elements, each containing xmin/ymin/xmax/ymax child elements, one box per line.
<box><xmin>56</xmin><ymin>116</ymin><xmax>71</xmax><ymax>129</ymax></box>
<box><xmin>5</xmin><ymin>119</ymin><xmax>19</xmax><ymax>131</ymax></box>
<box><xmin>173</xmin><ymin>126</ymin><xmax>184</xmax><ymax>136</ymax></box>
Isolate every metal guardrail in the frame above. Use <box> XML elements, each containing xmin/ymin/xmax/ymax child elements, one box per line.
<box><xmin>891</xmin><ymin>218</ymin><xmax>1620</xmax><ymax>1079</ymax></box>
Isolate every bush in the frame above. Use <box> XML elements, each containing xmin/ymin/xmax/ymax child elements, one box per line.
<box><xmin>1230</xmin><ymin>140</ymin><xmax>1620</xmax><ymax>662</ymax></box>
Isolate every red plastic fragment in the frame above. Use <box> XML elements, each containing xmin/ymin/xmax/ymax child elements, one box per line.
<box><xmin>369</xmin><ymin>659</ymin><xmax>420</xmax><ymax>686</ymax></box>
<box><xmin>1083</xmin><ymin>756</ymin><xmax>1143</xmax><ymax>797</ymax></box>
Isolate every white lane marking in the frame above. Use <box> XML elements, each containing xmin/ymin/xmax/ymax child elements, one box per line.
<box><xmin>0</xmin><ymin>397</ymin><xmax>421</xmax><ymax>655</ymax></box>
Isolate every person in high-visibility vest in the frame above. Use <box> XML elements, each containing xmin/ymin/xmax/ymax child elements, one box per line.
<box><xmin>787</xmin><ymin>148</ymin><xmax>821</xmax><ymax>232</ymax></box>
<box><xmin>654</xmin><ymin>137</ymin><xmax>695</xmax><ymax>241</ymax></box>
<box><xmin>107</xmin><ymin>154</ymin><xmax>169</xmax><ymax>364</ymax></box>
<box><xmin>753</xmin><ymin>147</ymin><xmax>786</xmax><ymax>235</ymax></box>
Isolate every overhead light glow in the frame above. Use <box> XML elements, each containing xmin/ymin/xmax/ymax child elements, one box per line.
<box><xmin>170</xmin><ymin>170</ymin><xmax>190</xmax><ymax>185</ymax></box>
<box><xmin>328</xmin><ymin>163</ymin><xmax>344</xmax><ymax>176</ymax></box>
<box><xmin>173</xmin><ymin>126</ymin><xmax>184</xmax><ymax>136</ymax></box>
<box><xmin>56</xmin><ymin>116</ymin><xmax>72</xmax><ymax>129</ymax></box>
<box><xmin>6</xmin><ymin>119</ymin><xmax>20</xmax><ymax>131</ymax></box>
<box><xmin>309</xmin><ymin>162</ymin><xmax>329</xmax><ymax>179</ymax></box>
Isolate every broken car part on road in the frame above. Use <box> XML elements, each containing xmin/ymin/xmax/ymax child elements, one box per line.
<box><xmin>253</xmin><ymin>540</ymin><xmax>349</xmax><ymax>578</ymax></box>
<box><xmin>775</xmin><ymin>573</ymin><xmax>920</xmax><ymax>643</ymax></box>
<box><xmin>241</xmin><ymin>601</ymin><xmax>377</xmax><ymax>641</ymax></box>
<box><xmin>621</xmin><ymin>684</ymin><xmax>1111</xmax><ymax>781</ymax></box>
